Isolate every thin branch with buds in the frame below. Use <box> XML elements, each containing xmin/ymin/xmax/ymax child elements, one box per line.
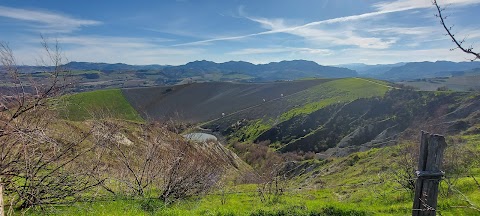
<box><xmin>433</xmin><ymin>0</ymin><xmax>480</xmax><ymax>61</ymax></box>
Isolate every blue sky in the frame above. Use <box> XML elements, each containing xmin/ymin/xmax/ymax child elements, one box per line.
<box><xmin>0</xmin><ymin>0</ymin><xmax>479</xmax><ymax>65</ymax></box>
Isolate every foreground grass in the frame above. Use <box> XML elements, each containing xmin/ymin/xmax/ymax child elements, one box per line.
<box><xmin>24</xmin><ymin>134</ymin><xmax>480</xmax><ymax>216</ymax></box>
<box><xmin>60</xmin><ymin>89</ymin><xmax>143</xmax><ymax>122</ymax></box>
<box><xmin>23</xmin><ymin>180</ymin><xmax>479</xmax><ymax>216</ymax></box>
<box><xmin>24</xmin><ymin>189</ymin><xmax>372</xmax><ymax>216</ymax></box>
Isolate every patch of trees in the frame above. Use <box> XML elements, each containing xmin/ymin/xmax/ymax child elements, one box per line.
<box><xmin>82</xmin><ymin>73</ymin><xmax>100</xmax><ymax>79</ymax></box>
<box><xmin>437</xmin><ymin>86</ymin><xmax>450</xmax><ymax>91</ymax></box>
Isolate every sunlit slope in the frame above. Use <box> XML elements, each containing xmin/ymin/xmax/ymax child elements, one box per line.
<box><xmin>260</xmin><ymin>90</ymin><xmax>479</xmax><ymax>154</ymax></box>
<box><xmin>61</xmin><ymin>89</ymin><xmax>143</xmax><ymax>122</ymax></box>
<box><xmin>203</xmin><ymin>78</ymin><xmax>479</xmax><ymax>155</ymax></box>
<box><xmin>204</xmin><ymin>78</ymin><xmax>391</xmax><ymax>142</ymax></box>
<box><xmin>280</xmin><ymin>78</ymin><xmax>390</xmax><ymax>120</ymax></box>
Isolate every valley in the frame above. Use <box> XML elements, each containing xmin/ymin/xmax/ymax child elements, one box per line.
<box><xmin>3</xmin><ymin>59</ymin><xmax>480</xmax><ymax>215</ymax></box>
<box><xmin>2</xmin><ymin>0</ymin><xmax>480</xmax><ymax>214</ymax></box>
<box><xmin>48</xmin><ymin>76</ymin><xmax>480</xmax><ymax>215</ymax></box>
<box><xmin>62</xmin><ymin>77</ymin><xmax>480</xmax><ymax>157</ymax></box>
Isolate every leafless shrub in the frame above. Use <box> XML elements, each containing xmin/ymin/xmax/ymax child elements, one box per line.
<box><xmin>232</xmin><ymin>142</ymin><xmax>284</xmax><ymax>173</ymax></box>
<box><xmin>92</xmin><ymin>119</ymin><xmax>225</xmax><ymax>204</ymax></box>
<box><xmin>91</xmin><ymin>120</ymin><xmax>166</xmax><ymax>197</ymax></box>
<box><xmin>390</xmin><ymin>142</ymin><xmax>418</xmax><ymax>196</ymax></box>
<box><xmin>256</xmin><ymin>164</ymin><xmax>287</xmax><ymax>204</ymax></box>
<box><xmin>160</xmin><ymin>138</ymin><xmax>224</xmax><ymax>204</ymax></box>
<box><xmin>0</xmin><ymin>39</ymin><xmax>101</xmax><ymax>209</ymax></box>
<box><xmin>441</xmin><ymin>137</ymin><xmax>480</xmax><ymax>197</ymax></box>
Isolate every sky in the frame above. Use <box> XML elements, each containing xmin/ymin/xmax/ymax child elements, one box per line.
<box><xmin>0</xmin><ymin>0</ymin><xmax>479</xmax><ymax>66</ymax></box>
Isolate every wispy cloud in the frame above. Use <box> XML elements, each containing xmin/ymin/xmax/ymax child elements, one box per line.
<box><xmin>0</xmin><ymin>5</ymin><xmax>101</xmax><ymax>33</ymax></box>
<box><xmin>372</xmin><ymin>0</ymin><xmax>480</xmax><ymax>12</ymax></box>
<box><xmin>367</xmin><ymin>27</ymin><xmax>435</xmax><ymax>35</ymax></box>
<box><xmin>228</xmin><ymin>47</ymin><xmax>332</xmax><ymax>55</ymax></box>
<box><xmin>173</xmin><ymin>0</ymin><xmax>480</xmax><ymax>47</ymax></box>
<box><xmin>55</xmin><ymin>35</ymin><xmax>174</xmax><ymax>48</ymax></box>
<box><xmin>241</xmin><ymin>13</ymin><xmax>397</xmax><ymax>49</ymax></box>
<box><xmin>15</xmin><ymin>35</ymin><xmax>202</xmax><ymax>65</ymax></box>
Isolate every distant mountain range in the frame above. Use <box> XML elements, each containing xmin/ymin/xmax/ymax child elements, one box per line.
<box><xmin>64</xmin><ymin>62</ymin><xmax>169</xmax><ymax>72</ymax></box>
<box><xmin>9</xmin><ymin>60</ymin><xmax>480</xmax><ymax>85</ymax></box>
<box><xmin>336</xmin><ymin>62</ymin><xmax>406</xmax><ymax>76</ymax></box>
<box><xmin>340</xmin><ymin>61</ymin><xmax>480</xmax><ymax>80</ymax></box>
<box><xmin>62</xmin><ymin>60</ymin><xmax>480</xmax><ymax>81</ymax></box>
<box><xmin>161</xmin><ymin>60</ymin><xmax>357</xmax><ymax>81</ymax></box>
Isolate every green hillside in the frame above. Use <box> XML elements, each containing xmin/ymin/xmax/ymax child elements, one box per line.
<box><xmin>61</xmin><ymin>89</ymin><xmax>143</xmax><ymax>122</ymax></box>
<box><xmin>212</xmin><ymin>78</ymin><xmax>391</xmax><ymax>143</ymax></box>
<box><xmin>280</xmin><ymin>78</ymin><xmax>390</xmax><ymax>120</ymax></box>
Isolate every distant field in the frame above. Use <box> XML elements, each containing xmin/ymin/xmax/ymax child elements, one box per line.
<box><xmin>398</xmin><ymin>75</ymin><xmax>480</xmax><ymax>91</ymax></box>
<box><xmin>61</xmin><ymin>89</ymin><xmax>143</xmax><ymax>122</ymax></box>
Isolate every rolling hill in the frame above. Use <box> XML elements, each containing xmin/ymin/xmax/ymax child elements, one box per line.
<box><xmin>62</xmin><ymin>78</ymin><xmax>480</xmax><ymax>157</ymax></box>
<box><xmin>45</xmin><ymin>77</ymin><xmax>480</xmax><ymax>215</ymax></box>
<box><xmin>122</xmin><ymin>79</ymin><xmax>333</xmax><ymax>123</ymax></box>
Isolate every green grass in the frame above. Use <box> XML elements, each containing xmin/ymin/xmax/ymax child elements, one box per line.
<box><xmin>233</xmin><ymin>119</ymin><xmax>273</xmax><ymax>142</ymax></box>
<box><xmin>281</xmin><ymin>78</ymin><xmax>390</xmax><ymax>121</ymax></box>
<box><xmin>23</xmin><ymin>190</ymin><xmax>371</xmax><ymax>216</ymax></box>
<box><xmin>21</xmin><ymin>133</ymin><xmax>480</xmax><ymax>215</ymax></box>
<box><xmin>60</xmin><ymin>89</ymin><xmax>143</xmax><ymax>122</ymax></box>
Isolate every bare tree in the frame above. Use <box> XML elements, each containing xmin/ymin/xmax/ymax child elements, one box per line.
<box><xmin>256</xmin><ymin>163</ymin><xmax>287</xmax><ymax>204</ymax></box>
<box><xmin>0</xmin><ymin>39</ymin><xmax>101</xmax><ymax>209</ymax></box>
<box><xmin>433</xmin><ymin>0</ymin><xmax>480</xmax><ymax>61</ymax></box>
<box><xmin>92</xmin><ymin>120</ymin><xmax>165</xmax><ymax>197</ymax></box>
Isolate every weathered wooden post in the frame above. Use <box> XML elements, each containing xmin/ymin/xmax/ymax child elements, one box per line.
<box><xmin>0</xmin><ymin>177</ymin><xmax>3</xmax><ymax>216</ymax></box>
<box><xmin>412</xmin><ymin>131</ymin><xmax>447</xmax><ymax>216</ymax></box>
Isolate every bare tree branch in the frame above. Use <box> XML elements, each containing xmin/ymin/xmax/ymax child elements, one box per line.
<box><xmin>0</xmin><ymin>39</ymin><xmax>102</xmax><ymax>209</ymax></box>
<box><xmin>433</xmin><ymin>0</ymin><xmax>480</xmax><ymax>61</ymax></box>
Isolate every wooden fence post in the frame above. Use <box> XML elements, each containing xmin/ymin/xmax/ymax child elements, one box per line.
<box><xmin>0</xmin><ymin>178</ymin><xmax>3</xmax><ymax>216</ymax></box>
<box><xmin>412</xmin><ymin>131</ymin><xmax>447</xmax><ymax>216</ymax></box>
